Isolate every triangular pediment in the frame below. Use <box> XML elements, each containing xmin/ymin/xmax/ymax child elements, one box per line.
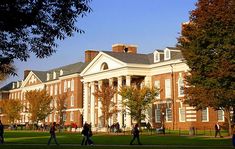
<box><xmin>21</xmin><ymin>71</ymin><xmax>43</xmax><ymax>87</ymax></box>
<box><xmin>81</xmin><ymin>52</ymin><xmax>126</xmax><ymax>76</ymax></box>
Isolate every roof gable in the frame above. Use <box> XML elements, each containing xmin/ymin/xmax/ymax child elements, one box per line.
<box><xmin>21</xmin><ymin>71</ymin><xmax>43</xmax><ymax>87</ymax></box>
<box><xmin>81</xmin><ymin>52</ymin><xmax>126</xmax><ymax>76</ymax></box>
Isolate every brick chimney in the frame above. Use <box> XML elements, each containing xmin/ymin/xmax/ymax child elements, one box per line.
<box><xmin>24</xmin><ymin>70</ymin><xmax>31</xmax><ymax>79</ymax></box>
<box><xmin>85</xmin><ymin>50</ymin><xmax>99</xmax><ymax>63</ymax></box>
<box><xmin>112</xmin><ymin>44</ymin><xmax>137</xmax><ymax>54</ymax></box>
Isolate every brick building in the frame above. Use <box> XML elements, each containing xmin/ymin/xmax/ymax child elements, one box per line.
<box><xmin>0</xmin><ymin>43</ymin><xmax>225</xmax><ymax>130</ymax></box>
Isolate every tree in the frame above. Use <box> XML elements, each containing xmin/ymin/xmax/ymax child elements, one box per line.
<box><xmin>178</xmin><ymin>0</ymin><xmax>235</xmax><ymax>134</ymax></box>
<box><xmin>119</xmin><ymin>86</ymin><xmax>158</xmax><ymax>126</ymax></box>
<box><xmin>56</xmin><ymin>92</ymin><xmax>68</xmax><ymax>132</ymax></box>
<box><xmin>0</xmin><ymin>58</ymin><xmax>16</xmax><ymax>81</ymax></box>
<box><xmin>25</xmin><ymin>89</ymin><xmax>53</xmax><ymax>126</ymax></box>
<box><xmin>0</xmin><ymin>99</ymin><xmax>22</xmax><ymax>124</ymax></box>
<box><xmin>93</xmin><ymin>85</ymin><xmax>117</xmax><ymax>128</ymax></box>
<box><xmin>0</xmin><ymin>0</ymin><xmax>92</xmax><ymax>76</ymax></box>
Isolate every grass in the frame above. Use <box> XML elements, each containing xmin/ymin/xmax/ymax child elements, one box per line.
<box><xmin>0</xmin><ymin>130</ymin><xmax>233</xmax><ymax>149</ymax></box>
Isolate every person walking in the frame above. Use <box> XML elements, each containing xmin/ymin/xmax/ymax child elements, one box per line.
<box><xmin>81</xmin><ymin>122</ymin><xmax>93</xmax><ymax>145</ymax></box>
<box><xmin>47</xmin><ymin>122</ymin><xmax>59</xmax><ymax>145</ymax></box>
<box><xmin>215</xmin><ymin>122</ymin><xmax>222</xmax><ymax>138</ymax></box>
<box><xmin>0</xmin><ymin>120</ymin><xmax>4</xmax><ymax>144</ymax></box>
<box><xmin>130</xmin><ymin>124</ymin><xmax>142</xmax><ymax>145</ymax></box>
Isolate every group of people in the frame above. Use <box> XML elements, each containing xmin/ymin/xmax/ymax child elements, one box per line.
<box><xmin>0</xmin><ymin>120</ymin><xmax>234</xmax><ymax>146</ymax></box>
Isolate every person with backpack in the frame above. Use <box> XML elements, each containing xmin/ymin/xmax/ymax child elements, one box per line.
<box><xmin>130</xmin><ymin>124</ymin><xmax>142</xmax><ymax>145</ymax></box>
<box><xmin>47</xmin><ymin>122</ymin><xmax>59</xmax><ymax>145</ymax></box>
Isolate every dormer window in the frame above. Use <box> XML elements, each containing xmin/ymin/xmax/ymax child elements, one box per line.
<box><xmin>154</xmin><ymin>51</ymin><xmax>160</xmax><ymax>63</ymax></box>
<box><xmin>164</xmin><ymin>49</ymin><xmax>171</xmax><ymax>60</ymax></box>
<box><xmin>53</xmin><ymin>71</ymin><xmax>56</xmax><ymax>79</ymax></box>
<box><xmin>47</xmin><ymin>73</ymin><xmax>50</xmax><ymax>81</ymax></box>
<box><xmin>60</xmin><ymin>69</ymin><xmax>63</xmax><ymax>76</ymax></box>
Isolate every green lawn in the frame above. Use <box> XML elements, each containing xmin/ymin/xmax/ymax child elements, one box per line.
<box><xmin>0</xmin><ymin>130</ymin><xmax>233</xmax><ymax>149</ymax></box>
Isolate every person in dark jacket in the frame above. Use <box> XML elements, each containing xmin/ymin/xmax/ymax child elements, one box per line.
<box><xmin>130</xmin><ymin>124</ymin><xmax>142</xmax><ymax>145</ymax></box>
<box><xmin>215</xmin><ymin>122</ymin><xmax>222</xmax><ymax>138</ymax></box>
<box><xmin>81</xmin><ymin>122</ymin><xmax>93</xmax><ymax>145</ymax></box>
<box><xmin>47</xmin><ymin>122</ymin><xmax>59</xmax><ymax>145</ymax></box>
<box><xmin>0</xmin><ymin>120</ymin><xmax>4</xmax><ymax>144</ymax></box>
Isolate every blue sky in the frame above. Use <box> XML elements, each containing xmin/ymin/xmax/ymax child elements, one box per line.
<box><xmin>0</xmin><ymin>0</ymin><xmax>197</xmax><ymax>87</ymax></box>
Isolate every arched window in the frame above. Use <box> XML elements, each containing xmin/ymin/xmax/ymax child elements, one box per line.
<box><xmin>100</xmin><ymin>62</ymin><xmax>109</xmax><ymax>71</ymax></box>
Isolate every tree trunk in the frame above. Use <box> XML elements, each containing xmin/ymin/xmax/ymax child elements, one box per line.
<box><xmin>225</xmin><ymin>109</ymin><xmax>232</xmax><ymax>136</ymax></box>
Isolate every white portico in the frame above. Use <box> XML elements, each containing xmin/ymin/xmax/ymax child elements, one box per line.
<box><xmin>81</xmin><ymin>49</ymin><xmax>151</xmax><ymax>130</ymax></box>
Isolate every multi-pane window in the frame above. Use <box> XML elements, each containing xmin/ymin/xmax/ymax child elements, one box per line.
<box><xmin>154</xmin><ymin>80</ymin><xmax>160</xmax><ymax>99</ymax></box>
<box><xmin>71</xmin><ymin>94</ymin><xmax>74</xmax><ymax>107</ymax></box>
<box><xmin>155</xmin><ymin>104</ymin><xmax>161</xmax><ymax>123</ymax></box>
<box><xmin>70</xmin><ymin>111</ymin><xmax>74</xmax><ymax>121</ymax></box>
<box><xmin>165</xmin><ymin>79</ymin><xmax>171</xmax><ymax>98</ymax></box>
<box><xmin>64</xmin><ymin>80</ymin><xmax>67</xmax><ymax>92</ymax></box>
<box><xmin>50</xmin><ymin>85</ymin><xmax>53</xmax><ymax>95</ymax></box>
<box><xmin>202</xmin><ymin>108</ymin><xmax>208</xmax><ymax>122</ymax></box>
<box><xmin>164</xmin><ymin>49</ymin><xmax>170</xmax><ymax>60</ymax></box>
<box><xmin>217</xmin><ymin>109</ymin><xmax>224</xmax><ymax>121</ymax></box>
<box><xmin>166</xmin><ymin>103</ymin><xmax>172</xmax><ymax>122</ymax></box>
<box><xmin>178</xmin><ymin>75</ymin><xmax>184</xmax><ymax>97</ymax></box>
<box><xmin>71</xmin><ymin>79</ymin><xmax>74</xmax><ymax>91</ymax></box>
<box><xmin>68</xmin><ymin>80</ymin><xmax>71</xmax><ymax>89</ymax></box>
<box><xmin>154</xmin><ymin>51</ymin><xmax>160</xmax><ymax>63</ymax></box>
<box><xmin>179</xmin><ymin>102</ymin><xmax>186</xmax><ymax>122</ymax></box>
<box><xmin>54</xmin><ymin>84</ymin><xmax>58</xmax><ymax>95</ymax></box>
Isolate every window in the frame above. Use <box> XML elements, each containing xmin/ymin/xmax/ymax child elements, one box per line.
<box><xmin>70</xmin><ymin>111</ymin><xmax>74</xmax><ymax>121</ymax></box>
<box><xmin>54</xmin><ymin>84</ymin><xmax>58</xmax><ymax>95</ymax></box>
<box><xmin>53</xmin><ymin>71</ymin><xmax>56</xmax><ymax>79</ymax></box>
<box><xmin>178</xmin><ymin>73</ymin><xmax>184</xmax><ymax>97</ymax></box>
<box><xmin>50</xmin><ymin>85</ymin><xmax>53</xmax><ymax>95</ymax></box>
<box><xmin>217</xmin><ymin>109</ymin><xmax>224</xmax><ymax>122</ymax></box>
<box><xmin>49</xmin><ymin>114</ymin><xmax>53</xmax><ymax>122</ymax></box>
<box><xmin>165</xmin><ymin>79</ymin><xmax>171</xmax><ymax>98</ymax></box>
<box><xmin>100</xmin><ymin>62</ymin><xmax>108</xmax><ymax>71</ymax></box>
<box><xmin>154</xmin><ymin>80</ymin><xmax>160</xmax><ymax>99</ymax></box>
<box><xmin>60</xmin><ymin>69</ymin><xmax>63</xmax><ymax>76</ymax></box>
<box><xmin>71</xmin><ymin>94</ymin><xmax>74</xmax><ymax>107</ymax></box>
<box><xmin>155</xmin><ymin>104</ymin><xmax>161</xmax><ymax>123</ymax></box>
<box><xmin>64</xmin><ymin>80</ymin><xmax>67</xmax><ymax>92</ymax></box>
<box><xmin>179</xmin><ymin>102</ymin><xmax>186</xmax><ymax>122</ymax></box>
<box><xmin>166</xmin><ymin>103</ymin><xmax>172</xmax><ymax>122</ymax></box>
<box><xmin>154</xmin><ymin>51</ymin><xmax>160</xmax><ymax>63</ymax></box>
<box><xmin>63</xmin><ymin>113</ymin><xmax>66</xmax><ymax>121</ymax></box>
<box><xmin>164</xmin><ymin>49</ymin><xmax>170</xmax><ymax>60</ymax></box>
<box><xmin>68</xmin><ymin>80</ymin><xmax>71</xmax><ymax>89</ymax></box>
<box><xmin>71</xmin><ymin>79</ymin><xmax>74</xmax><ymax>91</ymax></box>
<box><xmin>54</xmin><ymin>113</ymin><xmax>57</xmax><ymax>122</ymax></box>
<box><xmin>202</xmin><ymin>108</ymin><xmax>209</xmax><ymax>122</ymax></box>
<box><xmin>54</xmin><ymin>98</ymin><xmax>57</xmax><ymax>108</ymax></box>
<box><xmin>47</xmin><ymin>73</ymin><xmax>50</xmax><ymax>81</ymax></box>
<box><xmin>59</xmin><ymin>84</ymin><xmax>61</xmax><ymax>94</ymax></box>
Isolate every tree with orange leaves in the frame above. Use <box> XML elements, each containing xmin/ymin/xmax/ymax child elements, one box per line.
<box><xmin>178</xmin><ymin>0</ymin><xmax>235</xmax><ymax>134</ymax></box>
<box><xmin>25</xmin><ymin>89</ymin><xmax>53</xmax><ymax>125</ymax></box>
<box><xmin>0</xmin><ymin>99</ymin><xmax>22</xmax><ymax>124</ymax></box>
<box><xmin>119</xmin><ymin>86</ymin><xmax>158</xmax><ymax>126</ymax></box>
<box><xmin>93</xmin><ymin>85</ymin><xmax>117</xmax><ymax>128</ymax></box>
<box><xmin>56</xmin><ymin>92</ymin><xmax>68</xmax><ymax>132</ymax></box>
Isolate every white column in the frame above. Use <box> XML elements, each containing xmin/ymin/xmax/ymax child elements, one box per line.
<box><xmin>117</xmin><ymin>76</ymin><xmax>123</xmax><ymax>126</ymax></box>
<box><xmin>125</xmin><ymin>76</ymin><xmax>132</xmax><ymax>129</ymax></box>
<box><xmin>90</xmin><ymin>81</ymin><xmax>95</xmax><ymax>126</ymax></box>
<box><xmin>144</xmin><ymin>75</ymin><xmax>152</xmax><ymax>88</ymax></box>
<box><xmin>109</xmin><ymin>78</ymin><xmax>114</xmax><ymax>126</ymax></box>
<box><xmin>98</xmin><ymin>80</ymin><xmax>102</xmax><ymax>127</ymax></box>
<box><xmin>83</xmin><ymin>82</ymin><xmax>89</xmax><ymax>123</ymax></box>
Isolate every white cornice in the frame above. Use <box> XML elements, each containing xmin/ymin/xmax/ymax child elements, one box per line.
<box><xmin>21</xmin><ymin>71</ymin><xmax>43</xmax><ymax>88</ymax></box>
<box><xmin>59</xmin><ymin>73</ymin><xmax>80</xmax><ymax>80</ymax></box>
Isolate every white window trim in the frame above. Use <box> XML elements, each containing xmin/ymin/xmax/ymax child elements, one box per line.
<box><xmin>179</xmin><ymin>107</ymin><xmax>186</xmax><ymax>122</ymax></box>
<box><xmin>218</xmin><ymin>109</ymin><xmax>224</xmax><ymax>122</ymax></box>
<box><xmin>165</xmin><ymin>79</ymin><xmax>171</xmax><ymax>98</ymax></box>
<box><xmin>70</xmin><ymin>111</ymin><xmax>74</xmax><ymax>121</ymax></box>
<box><xmin>71</xmin><ymin>79</ymin><xmax>74</xmax><ymax>91</ymax></box>
<box><xmin>202</xmin><ymin>108</ymin><xmax>209</xmax><ymax>122</ymax></box>
<box><xmin>154</xmin><ymin>51</ymin><xmax>160</xmax><ymax>63</ymax></box>
<box><xmin>178</xmin><ymin>77</ymin><xmax>184</xmax><ymax>97</ymax></box>
<box><xmin>154</xmin><ymin>80</ymin><xmax>160</xmax><ymax>99</ymax></box>
<box><xmin>164</xmin><ymin>49</ymin><xmax>171</xmax><ymax>60</ymax></box>
<box><xmin>166</xmin><ymin>108</ymin><xmax>172</xmax><ymax>122</ymax></box>
<box><xmin>155</xmin><ymin>108</ymin><xmax>161</xmax><ymax>123</ymax></box>
<box><xmin>70</xmin><ymin>94</ymin><xmax>74</xmax><ymax>107</ymax></box>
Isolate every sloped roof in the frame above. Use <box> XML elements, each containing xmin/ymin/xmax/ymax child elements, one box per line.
<box><xmin>102</xmin><ymin>51</ymin><xmax>152</xmax><ymax>64</ymax></box>
<box><xmin>0</xmin><ymin>82</ymin><xmax>14</xmax><ymax>91</ymax></box>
